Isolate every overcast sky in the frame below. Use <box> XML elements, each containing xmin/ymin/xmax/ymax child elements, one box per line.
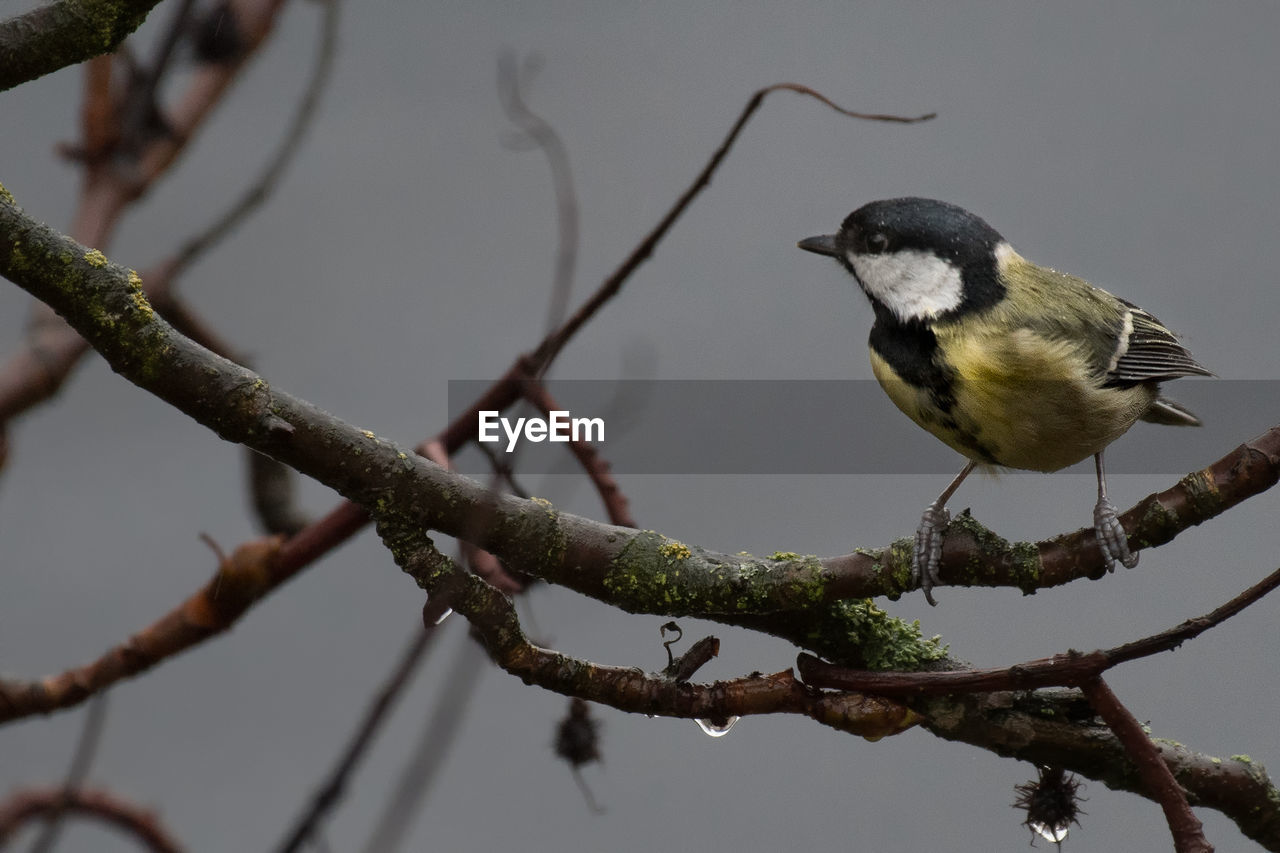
<box><xmin>2</xmin><ymin>2</ymin><xmax>1279</xmax><ymax>851</ymax></box>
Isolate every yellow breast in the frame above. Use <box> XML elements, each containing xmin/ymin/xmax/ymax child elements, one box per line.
<box><xmin>869</xmin><ymin>327</ymin><xmax>1154</xmax><ymax>472</ymax></box>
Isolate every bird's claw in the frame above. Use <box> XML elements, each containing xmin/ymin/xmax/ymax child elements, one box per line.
<box><xmin>913</xmin><ymin>501</ymin><xmax>950</xmax><ymax>606</ymax></box>
<box><xmin>1094</xmin><ymin>497</ymin><xmax>1138</xmax><ymax>571</ymax></box>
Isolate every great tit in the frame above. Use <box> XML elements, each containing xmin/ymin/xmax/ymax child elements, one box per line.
<box><xmin>798</xmin><ymin>197</ymin><xmax>1211</xmax><ymax>605</ymax></box>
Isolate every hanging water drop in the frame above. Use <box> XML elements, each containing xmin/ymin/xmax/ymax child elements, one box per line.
<box><xmin>694</xmin><ymin>716</ymin><xmax>740</xmax><ymax>737</ymax></box>
<box><xmin>1030</xmin><ymin>821</ymin><xmax>1069</xmax><ymax>844</ymax></box>
<box><xmin>432</xmin><ymin>607</ymin><xmax>453</xmax><ymax>625</ymax></box>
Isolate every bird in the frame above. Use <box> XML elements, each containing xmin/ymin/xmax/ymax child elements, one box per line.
<box><xmin>798</xmin><ymin>197</ymin><xmax>1211</xmax><ymax>605</ymax></box>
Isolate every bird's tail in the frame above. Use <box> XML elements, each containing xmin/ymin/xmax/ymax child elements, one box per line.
<box><xmin>1141</xmin><ymin>396</ymin><xmax>1201</xmax><ymax>427</ymax></box>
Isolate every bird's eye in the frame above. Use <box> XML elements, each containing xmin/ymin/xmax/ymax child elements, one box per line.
<box><xmin>866</xmin><ymin>232</ymin><xmax>889</xmax><ymax>254</ymax></box>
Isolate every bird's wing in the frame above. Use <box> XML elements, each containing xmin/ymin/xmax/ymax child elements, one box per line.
<box><xmin>1104</xmin><ymin>300</ymin><xmax>1213</xmax><ymax>386</ymax></box>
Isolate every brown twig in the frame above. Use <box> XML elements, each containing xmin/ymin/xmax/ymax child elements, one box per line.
<box><xmin>169</xmin><ymin>0</ymin><xmax>338</xmax><ymax>279</ymax></box>
<box><xmin>422</xmin><ymin>440</ymin><xmax>525</xmax><ymax>594</ymax></box>
<box><xmin>664</xmin><ymin>635</ymin><xmax>721</xmax><ymax>683</ymax></box>
<box><xmin>518</xmin><ymin>377</ymin><xmax>636</xmax><ymax>526</ymax></box>
<box><xmin>799</xmin><ymin>563</ymin><xmax>1280</xmax><ymax>851</ymax></box>
<box><xmin>0</xmin><ymin>536</ymin><xmax>285</xmax><ymax>723</ymax></box>
<box><xmin>520</xmin><ymin>83</ymin><xmax>935</xmax><ymax>381</ymax></box>
<box><xmin>1081</xmin><ymin>678</ymin><xmax>1213</xmax><ymax>853</ymax></box>
<box><xmin>0</xmin><ymin>787</ymin><xmax>183</xmax><ymax>852</ymax></box>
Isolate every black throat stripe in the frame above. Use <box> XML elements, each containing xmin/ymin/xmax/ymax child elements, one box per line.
<box><xmin>868</xmin><ymin>311</ymin><xmax>956</xmax><ymax>413</ymax></box>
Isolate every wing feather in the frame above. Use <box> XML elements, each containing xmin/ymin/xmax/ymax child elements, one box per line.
<box><xmin>1104</xmin><ymin>300</ymin><xmax>1212</xmax><ymax>386</ymax></box>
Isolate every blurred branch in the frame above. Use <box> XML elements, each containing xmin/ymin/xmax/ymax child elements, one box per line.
<box><xmin>0</xmin><ymin>0</ymin><xmax>163</xmax><ymax>91</ymax></box>
<box><xmin>498</xmin><ymin>50</ymin><xmax>579</xmax><ymax>341</ymax></box>
<box><xmin>0</xmin><ymin>786</ymin><xmax>183</xmax><ymax>852</ymax></box>
<box><xmin>519</xmin><ymin>377</ymin><xmax>635</xmax><ymax>526</ymax></box>
<box><xmin>27</xmin><ymin>693</ymin><xmax>109</xmax><ymax>853</ymax></box>
<box><xmin>275</xmin><ymin>607</ymin><xmax>447</xmax><ymax>853</ymax></box>
<box><xmin>0</xmin><ymin>0</ymin><xmax>293</xmax><ymax>427</ymax></box>
<box><xmin>360</xmin><ymin>631</ymin><xmax>488</xmax><ymax>853</ymax></box>
<box><xmin>169</xmin><ymin>0</ymin><xmax>339</xmax><ymax>278</ymax></box>
<box><xmin>0</xmin><ymin>536</ymin><xmax>284</xmax><ymax>723</ymax></box>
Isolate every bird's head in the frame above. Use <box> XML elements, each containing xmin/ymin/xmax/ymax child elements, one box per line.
<box><xmin>799</xmin><ymin>197</ymin><xmax>1009</xmax><ymax>324</ymax></box>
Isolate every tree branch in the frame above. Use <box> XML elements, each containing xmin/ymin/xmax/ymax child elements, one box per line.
<box><xmin>1081</xmin><ymin>677</ymin><xmax>1212</xmax><ymax>853</ymax></box>
<box><xmin>0</xmin><ymin>786</ymin><xmax>184</xmax><ymax>852</ymax></box>
<box><xmin>0</xmin><ymin>0</ymin><xmax>163</xmax><ymax>91</ymax></box>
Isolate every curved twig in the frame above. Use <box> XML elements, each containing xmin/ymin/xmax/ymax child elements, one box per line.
<box><xmin>0</xmin><ymin>786</ymin><xmax>183</xmax><ymax>852</ymax></box>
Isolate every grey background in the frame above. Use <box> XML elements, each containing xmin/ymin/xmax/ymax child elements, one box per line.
<box><xmin>2</xmin><ymin>2</ymin><xmax>1279</xmax><ymax>851</ymax></box>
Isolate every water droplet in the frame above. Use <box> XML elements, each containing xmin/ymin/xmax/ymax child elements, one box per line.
<box><xmin>432</xmin><ymin>607</ymin><xmax>453</xmax><ymax>625</ymax></box>
<box><xmin>1030</xmin><ymin>821</ymin><xmax>1069</xmax><ymax>844</ymax></box>
<box><xmin>695</xmin><ymin>716</ymin><xmax>740</xmax><ymax>737</ymax></box>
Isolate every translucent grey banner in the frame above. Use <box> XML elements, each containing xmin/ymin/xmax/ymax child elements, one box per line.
<box><xmin>446</xmin><ymin>380</ymin><xmax>1274</xmax><ymax>475</ymax></box>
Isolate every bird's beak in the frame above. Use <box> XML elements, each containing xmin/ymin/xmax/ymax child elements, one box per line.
<box><xmin>797</xmin><ymin>234</ymin><xmax>839</xmax><ymax>258</ymax></box>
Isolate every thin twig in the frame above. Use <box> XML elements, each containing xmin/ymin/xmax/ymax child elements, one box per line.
<box><xmin>518</xmin><ymin>377</ymin><xmax>635</xmax><ymax>526</ymax></box>
<box><xmin>798</xmin><ymin>561</ymin><xmax>1280</xmax><ymax>697</ymax></box>
<box><xmin>1080</xmin><ymin>678</ymin><xmax>1212</xmax><ymax>853</ymax></box>
<box><xmin>170</xmin><ymin>0</ymin><xmax>339</xmax><ymax>276</ymax></box>
<box><xmin>497</xmin><ymin>51</ymin><xmax>579</xmax><ymax>343</ymax></box>
<box><xmin>28</xmin><ymin>693</ymin><xmax>109</xmax><ymax>853</ymax></box>
<box><xmin>0</xmin><ymin>787</ymin><xmax>183</xmax><ymax>852</ymax></box>
<box><xmin>116</xmin><ymin>0</ymin><xmax>197</xmax><ymax>159</ymax></box>
<box><xmin>274</xmin><ymin>609</ymin><xmax>447</xmax><ymax>853</ymax></box>
<box><xmin>520</xmin><ymin>84</ymin><xmax>935</xmax><ymax>379</ymax></box>
<box><xmin>360</xmin><ymin>632</ymin><xmax>489</xmax><ymax>853</ymax></box>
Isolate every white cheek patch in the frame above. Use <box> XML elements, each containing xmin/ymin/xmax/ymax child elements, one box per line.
<box><xmin>847</xmin><ymin>249</ymin><xmax>964</xmax><ymax>322</ymax></box>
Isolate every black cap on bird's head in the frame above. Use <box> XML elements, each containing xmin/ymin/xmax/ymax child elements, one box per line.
<box><xmin>799</xmin><ymin>197</ymin><xmax>1008</xmax><ymax>323</ymax></box>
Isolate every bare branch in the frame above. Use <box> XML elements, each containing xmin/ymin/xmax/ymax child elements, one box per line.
<box><xmin>0</xmin><ymin>787</ymin><xmax>183</xmax><ymax>852</ymax></box>
<box><xmin>359</xmin><ymin>631</ymin><xmax>489</xmax><ymax>853</ymax></box>
<box><xmin>519</xmin><ymin>84</ymin><xmax>935</xmax><ymax>380</ymax></box>
<box><xmin>27</xmin><ymin>693</ymin><xmax>110</xmax><ymax>853</ymax></box>
<box><xmin>0</xmin><ymin>536</ymin><xmax>284</xmax><ymax>723</ymax></box>
<box><xmin>1081</xmin><ymin>678</ymin><xmax>1212</xmax><ymax>853</ymax></box>
<box><xmin>498</xmin><ymin>50</ymin><xmax>580</xmax><ymax>341</ymax></box>
<box><xmin>275</xmin><ymin>614</ymin><xmax>444</xmax><ymax>853</ymax></box>
<box><xmin>169</xmin><ymin>0</ymin><xmax>339</xmax><ymax>277</ymax></box>
<box><xmin>520</xmin><ymin>377</ymin><xmax>635</xmax><ymax>526</ymax></box>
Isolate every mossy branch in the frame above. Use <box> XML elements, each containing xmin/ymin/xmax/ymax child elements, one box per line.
<box><xmin>0</xmin><ymin>0</ymin><xmax>163</xmax><ymax>91</ymax></box>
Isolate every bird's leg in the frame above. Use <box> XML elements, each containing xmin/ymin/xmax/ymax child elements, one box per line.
<box><xmin>1093</xmin><ymin>450</ymin><xmax>1137</xmax><ymax>571</ymax></box>
<box><xmin>913</xmin><ymin>461</ymin><xmax>976</xmax><ymax>606</ymax></box>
